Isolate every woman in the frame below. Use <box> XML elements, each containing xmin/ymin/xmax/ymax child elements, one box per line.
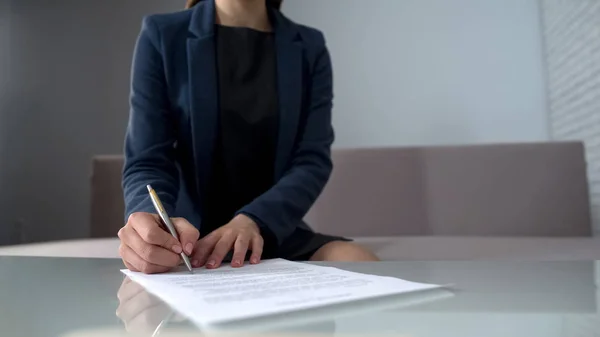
<box><xmin>118</xmin><ymin>0</ymin><xmax>378</xmax><ymax>274</ymax></box>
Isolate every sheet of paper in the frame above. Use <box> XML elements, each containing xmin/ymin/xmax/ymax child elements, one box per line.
<box><xmin>121</xmin><ymin>259</ymin><xmax>442</xmax><ymax>327</ymax></box>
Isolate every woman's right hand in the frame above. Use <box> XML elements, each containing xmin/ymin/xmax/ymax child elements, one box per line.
<box><xmin>118</xmin><ymin>212</ymin><xmax>200</xmax><ymax>274</ymax></box>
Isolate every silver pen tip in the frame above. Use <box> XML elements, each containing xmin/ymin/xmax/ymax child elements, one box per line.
<box><xmin>146</xmin><ymin>184</ymin><xmax>153</xmax><ymax>192</ymax></box>
<box><xmin>182</xmin><ymin>255</ymin><xmax>194</xmax><ymax>273</ymax></box>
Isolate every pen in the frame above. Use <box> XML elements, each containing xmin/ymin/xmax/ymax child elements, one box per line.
<box><xmin>147</xmin><ymin>184</ymin><xmax>194</xmax><ymax>273</ymax></box>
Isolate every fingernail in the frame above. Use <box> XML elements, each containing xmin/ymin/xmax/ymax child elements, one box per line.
<box><xmin>233</xmin><ymin>259</ymin><xmax>241</xmax><ymax>266</ymax></box>
<box><xmin>185</xmin><ymin>243</ymin><xmax>193</xmax><ymax>255</ymax></box>
<box><xmin>172</xmin><ymin>245</ymin><xmax>182</xmax><ymax>254</ymax></box>
<box><xmin>207</xmin><ymin>260</ymin><xmax>215</xmax><ymax>267</ymax></box>
<box><xmin>251</xmin><ymin>257</ymin><xmax>259</xmax><ymax>264</ymax></box>
<box><xmin>192</xmin><ymin>259</ymin><xmax>199</xmax><ymax>267</ymax></box>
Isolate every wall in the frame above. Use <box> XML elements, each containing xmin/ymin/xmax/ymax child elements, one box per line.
<box><xmin>0</xmin><ymin>0</ymin><xmax>12</xmax><ymax>243</ymax></box>
<box><xmin>0</xmin><ymin>0</ymin><xmax>182</xmax><ymax>244</ymax></box>
<box><xmin>282</xmin><ymin>0</ymin><xmax>550</xmax><ymax>148</ymax></box>
<box><xmin>539</xmin><ymin>0</ymin><xmax>600</xmax><ymax>233</ymax></box>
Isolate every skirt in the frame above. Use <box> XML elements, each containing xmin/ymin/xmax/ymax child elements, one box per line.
<box><xmin>222</xmin><ymin>227</ymin><xmax>351</xmax><ymax>262</ymax></box>
<box><xmin>261</xmin><ymin>227</ymin><xmax>351</xmax><ymax>261</ymax></box>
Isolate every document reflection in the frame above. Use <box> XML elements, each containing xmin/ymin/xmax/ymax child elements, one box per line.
<box><xmin>115</xmin><ymin>276</ymin><xmax>338</xmax><ymax>335</ymax></box>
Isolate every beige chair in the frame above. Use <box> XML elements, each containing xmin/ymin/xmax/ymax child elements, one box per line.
<box><xmin>2</xmin><ymin>141</ymin><xmax>599</xmax><ymax>260</ymax></box>
<box><xmin>90</xmin><ymin>155</ymin><xmax>126</xmax><ymax>238</ymax></box>
<box><xmin>306</xmin><ymin>142</ymin><xmax>592</xmax><ymax>237</ymax></box>
<box><xmin>302</xmin><ymin>142</ymin><xmax>600</xmax><ymax>260</ymax></box>
<box><xmin>86</xmin><ymin>141</ymin><xmax>600</xmax><ymax>260</ymax></box>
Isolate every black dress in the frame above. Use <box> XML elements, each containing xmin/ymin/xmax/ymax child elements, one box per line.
<box><xmin>202</xmin><ymin>25</ymin><xmax>348</xmax><ymax>261</ymax></box>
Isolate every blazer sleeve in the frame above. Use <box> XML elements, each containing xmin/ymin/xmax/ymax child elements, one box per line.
<box><xmin>122</xmin><ymin>16</ymin><xmax>179</xmax><ymax>220</ymax></box>
<box><xmin>237</xmin><ymin>36</ymin><xmax>335</xmax><ymax>244</ymax></box>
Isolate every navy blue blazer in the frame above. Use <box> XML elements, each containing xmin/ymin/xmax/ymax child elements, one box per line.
<box><xmin>122</xmin><ymin>0</ymin><xmax>334</xmax><ymax>244</ymax></box>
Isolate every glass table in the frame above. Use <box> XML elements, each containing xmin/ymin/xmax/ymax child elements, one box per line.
<box><xmin>1</xmin><ymin>256</ymin><xmax>598</xmax><ymax>337</ymax></box>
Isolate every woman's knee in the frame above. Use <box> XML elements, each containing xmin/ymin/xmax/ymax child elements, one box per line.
<box><xmin>310</xmin><ymin>241</ymin><xmax>380</xmax><ymax>262</ymax></box>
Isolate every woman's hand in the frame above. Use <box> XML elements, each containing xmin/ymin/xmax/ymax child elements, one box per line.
<box><xmin>118</xmin><ymin>212</ymin><xmax>200</xmax><ymax>274</ymax></box>
<box><xmin>192</xmin><ymin>214</ymin><xmax>263</xmax><ymax>269</ymax></box>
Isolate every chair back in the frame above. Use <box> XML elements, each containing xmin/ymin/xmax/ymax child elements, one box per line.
<box><xmin>90</xmin><ymin>155</ymin><xmax>125</xmax><ymax>238</ymax></box>
<box><xmin>305</xmin><ymin>142</ymin><xmax>592</xmax><ymax>237</ymax></box>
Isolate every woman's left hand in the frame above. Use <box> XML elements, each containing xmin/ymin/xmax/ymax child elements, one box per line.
<box><xmin>191</xmin><ymin>214</ymin><xmax>263</xmax><ymax>269</ymax></box>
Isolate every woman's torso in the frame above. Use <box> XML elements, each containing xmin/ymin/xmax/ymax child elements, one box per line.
<box><xmin>133</xmin><ymin>7</ymin><xmax>327</xmax><ymax>238</ymax></box>
<box><xmin>202</xmin><ymin>25</ymin><xmax>279</xmax><ymax>233</ymax></box>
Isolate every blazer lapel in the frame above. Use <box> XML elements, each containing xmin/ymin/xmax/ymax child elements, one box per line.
<box><xmin>271</xmin><ymin>10</ymin><xmax>302</xmax><ymax>179</ymax></box>
<box><xmin>187</xmin><ymin>0</ymin><xmax>218</xmax><ymax>200</ymax></box>
<box><xmin>186</xmin><ymin>3</ymin><xmax>303</xmax><ymax>189</ymax></box>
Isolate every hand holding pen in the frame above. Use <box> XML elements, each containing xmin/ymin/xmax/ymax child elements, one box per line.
<box><xmin>117</xmin><ymin>185</ymin><xmax>199</xmax><ymax>274</ymax></box>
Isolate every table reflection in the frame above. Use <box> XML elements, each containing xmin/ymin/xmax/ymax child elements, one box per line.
<box><xmin>115</xmin><ymin>276</ymin><xmax>340</xmax><ymax>335</ymax></box>
<box><xmin>113</xmin><ymin>261</ymin><xmax>600</xmax><ymax>336</ymax></box>
<box><xmin>1</xmin><ymin>257</ymin><xmax>598</xmax><ymax>337</ymax></box>
<box><xmin>115</xmin><ymin>277</ymin><xmax>187</xmax><ymax>335</ymax></box>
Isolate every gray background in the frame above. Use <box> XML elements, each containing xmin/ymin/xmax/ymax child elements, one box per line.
<box><xmin>0</xmin><ymin>0</ymin><xmax>597</xmax><ymax>245</ymax></box>
<box><xmin>0</xmin><ymin>0</ymin><xmax>181</xmax><ymax>244</ymax></box>
<box><xmin>283</xmin><ymin>0</ymin><xmax>549</xmax><ymax>147</ymax></box>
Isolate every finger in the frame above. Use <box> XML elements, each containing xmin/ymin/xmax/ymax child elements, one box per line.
<box><xmin>171</xmin><ymin>217</ymin><xmax>200</xmax><ymax>255</ymax></box>
<box><xmin>231</xmin><ymin>234</ymin><xmax>249</xmax><ymax>268</ymax></box>
<box><xmin>119</xmin><ymin>241</ymin><xmax>139</xmax><ymax>272</ymax></box>
<box><xmin>250</xmin><ymin>234</ymin><xmax>264</xmax><ymax>264</ymax></box>
<box><xmin>119</xmin><ymin>244</ymin><xmax>171</xmax><ymax>274</ymax></box>
<box><xmin>122</xmin><ymin>226</ymin><xmax>180</xmax><ymax>268</ymax></box>
<box><xmin>233</xmin><ymin>236</ymin><xmax>249</xmax><ymax>268</ymax></box>
<box><xmin>191</xmin><ymin>231</ymin><xmax>221</xmax><ymax>267</ymax></box>
<box><xmin>122</xmin><ymin>260</ymin><xmax>139</xmax><ymax>272</ymax></box>
<box><xmin>128</xmin><ymin>213</ymin><xmax>183</xmax><ymax>254</ymax></box>
<box><xmin>206</xmin><ymin>232</ymin><xmax>237</xmax><ymax>269</ymax></box>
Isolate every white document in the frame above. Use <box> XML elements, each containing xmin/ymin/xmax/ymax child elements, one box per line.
<box><xmin>121</xmin><ymin>259</ymin><xmax>443</xmax><ymax>327</ymax></box>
